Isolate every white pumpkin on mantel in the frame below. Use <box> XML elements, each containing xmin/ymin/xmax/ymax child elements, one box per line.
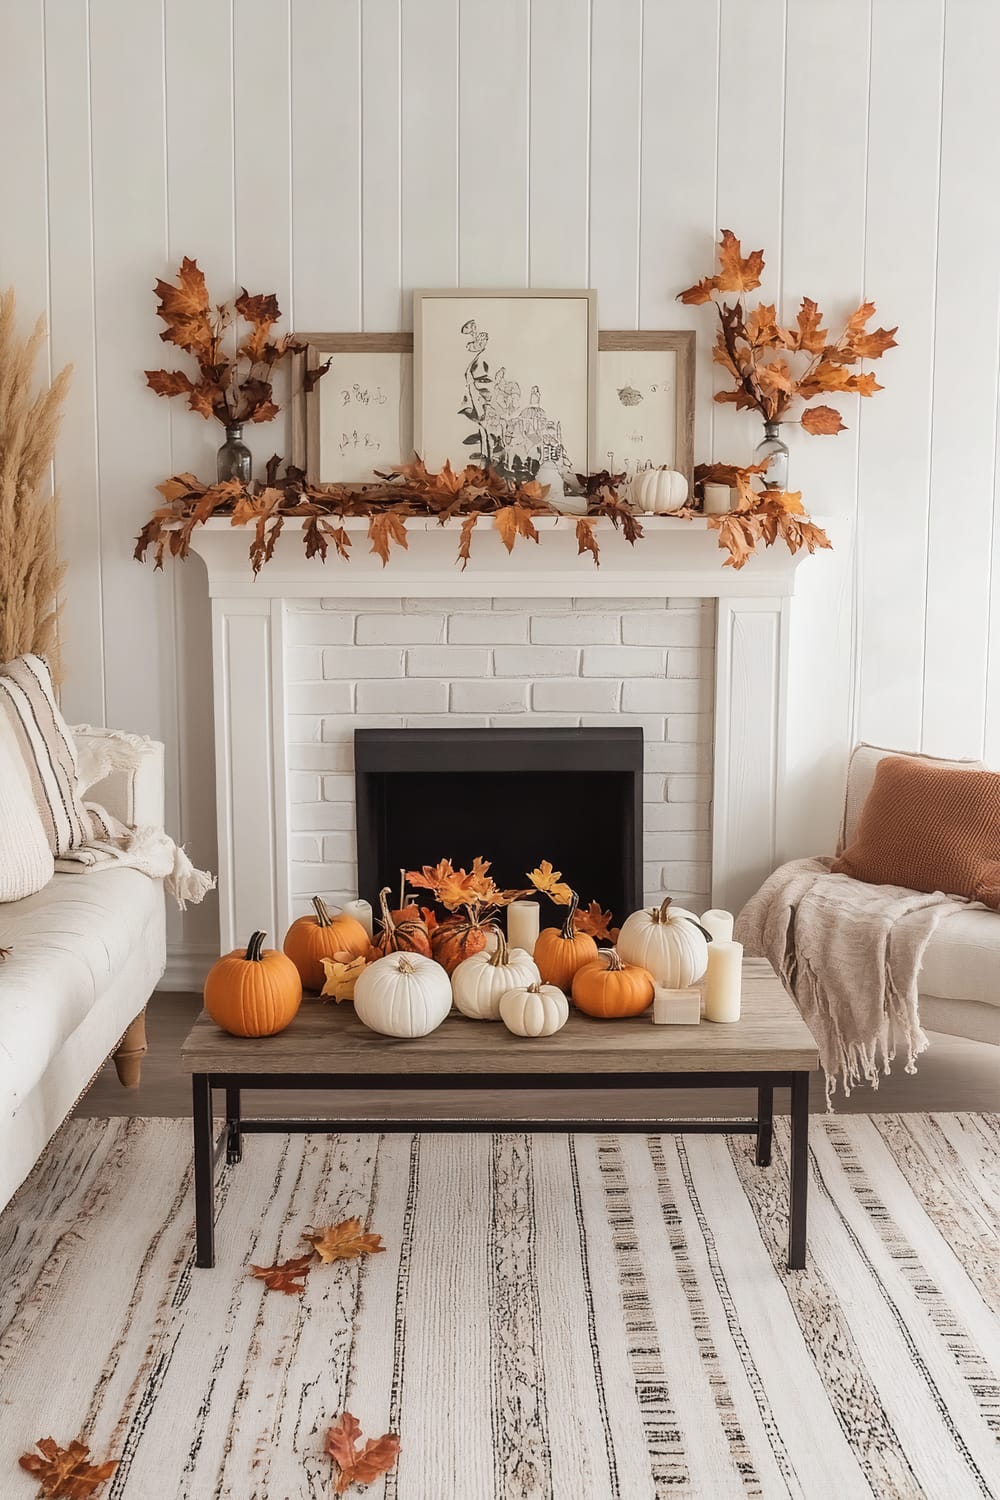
<box><xmin>630</xmin><ymin>466</ymin><xmax>688</xmax><ymax>514</ymax></box>
<box><xmin>452</xmin><ymin>933</ymin><xmax>540</xmax><ymax>1021</ymax></box>
<box><xmin>499</xmin><ymin>981</ymin><xmax>569</xmax><ymax>1038</ymax></box>
<box><xmin>617</xmin><ymin>897</ymin><xmax>709</xmax><ymax>986</ymax></box>
<box><xmin>353</xmin><ymin>951</ymin><xmax>452</xmax><ymax>1037</ymax></box>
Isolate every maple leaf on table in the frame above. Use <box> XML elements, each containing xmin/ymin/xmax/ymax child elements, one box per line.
<box><xmin>325</xmin><ymin>1412</ymin><xmax>400</xmax><ymax>1495</ymax></box>
<box><xmin>320</xmin><ymin>954</ymin><xmax>367</xmax><ymax>1004</ymax></box>
<box><xmin>18</xmin><ymin>1437</ymin><xmax>117</xmax><ymax>1498</ymax></box>
<box><xmin>526</xmin><ymin>861</ymin><xmax>575</xmax><ymax>907</ymax></box>
<box><xmin>249</xmin><ymin>1252</ymin><xmax>315</xmax><ymax>1295</ymax></box>
<box><xmin>302</xmin><ymin>1217</ymin><xmax>385</xmax><ymax>1263</ymax></box>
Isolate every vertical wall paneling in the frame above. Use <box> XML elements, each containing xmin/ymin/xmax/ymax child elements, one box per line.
<box><xmin>637</xmin><ymin>0</ymin><xmax>720</xmax><ymax>461</ymax></box>
<box><xmin>713</xmin><ymin>0</ymin><xmax>786</xmax><ymax>468</ymax></box>
<box><xmin>400</xmin><ymin>0</ymin><xmax>459</xmax><ymax>296</ymax></box>
<box><xmin>43</xmin><ymin>0</ymin><xmax>105</xmax><ymax>723</ymax></box>
<box><xmin>922</xmin><ymin>0</ymin><xmax>1000</xmax><ymax>758</ymax></box>
<box><xmin>88</xmin><ymin>0</ymin><xmax>172</xmax><ymax>742</ymax></box>
<box><xmin>291</xmin><ymin>0</ymin><xmax>363</xmax><ymax>331</ymax></box>
<box><xmin>528</xmin><ymin>0</ymin><xmax>589</xmax><ymax>288</ymax></box>
<box><xmin>457</xmin><ymin>0</ymin><xmax>529</xmax><ymax>286</ymax></box>
<box><xmin>361</xmin><ymin>0</ymin><xmax>402</xmax><ymax>328</ymax></box>
<box><xmin>589</xmin><ymin>0</ymin><xmax>642</xmax><ymax>327</ymax></box>
<box><xmin>0</xmin><ymin>0</ymin><xmax>48</xmax><ymax>315</ymax></box>
<box><xmin>778</xmin><ymin>0</ymin><xmax>871</xmax><ymax>859</ymax></box>
<box><xmin>856</xmin><ymin>0</ymin><xmax>944</xmax><ymax>753</ymax></box>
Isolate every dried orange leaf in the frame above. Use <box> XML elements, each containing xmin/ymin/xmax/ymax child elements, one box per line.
<box><xmin>320</xmin><ymin>954</ymin><xmax>367</xmax><ymax>1004</ymax></box>
<box><xmin>527</xmin><ymin>861</ymin><xmax>575</xmax><ymax>906</ymax></box>
<box><xmin>249</xmin><ymin>1252</ymin><xmax>314</xmax><ymax>1295</ymax></box>
<box><xmin>574</xmin><ymin>901</ymin><xmax>619</xmax><ymax>942</ymax></box>
<box><xmin>18</xmin><ymin>1438</ymin><xmax>117</xmax><ymax>1498</ymax></box>
<box><xmin>303</xmin><ymin>1217</ymin><xmax>385</xmax><ymax>1263</ymax></box>
<box><xmin>325</xmin><ymin>1412</ymin><xmax>400</xmax><ymax>1495</ymax></box>
<box><xmin>801</xmin><ymin>404</ymin><xmax>845</xmax><ymax>435</ymax></box>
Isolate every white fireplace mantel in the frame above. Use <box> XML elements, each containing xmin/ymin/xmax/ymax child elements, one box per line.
<box><xmin>189</xmin><ymin>516</ymin><xmax>825</xmax><ymax>952</ymax></box>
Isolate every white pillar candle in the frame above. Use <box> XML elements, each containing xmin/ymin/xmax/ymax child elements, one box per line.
<box><xmin>703</xmin><ymin>940</ymin><xmax>743</xmax><ymax>1023</ymax></box>
<box><xmin>701</xmin><ymin>908</ymin><xmax>734</xmax><ymax>945</ymax></box>
<box><xmin>343</xmin><ymin>898</ymin><xmax>373</xmax><ymax>939</ymax></box>
<box><xmin>702</xmin><ymin>482</ymin><xmax>733</xmax><ymax>515</ymax></box>
<box><xmin>507</xmin><ymin>900</ymin><xmax>540</xmax><ymax>956</ymax></box>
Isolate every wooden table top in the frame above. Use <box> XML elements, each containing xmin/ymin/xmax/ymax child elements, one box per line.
<box><xmin>181</xmin><ymin>958</ymin><xmax>818</xmax><ymax>1076</ymax></box>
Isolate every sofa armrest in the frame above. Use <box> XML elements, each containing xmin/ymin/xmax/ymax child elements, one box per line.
<box><xmin>70</xmin><ymin>726</ymin><xmax>166</xmax><ymax>831</ymax></box>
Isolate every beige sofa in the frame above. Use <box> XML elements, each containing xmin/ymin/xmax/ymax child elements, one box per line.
<box><xmin>838</xmin><ymin>744</ymin><xmax>1000</xmax><ymax>1047</ymax></box>
<box><xmin>0</xmin><ymin>730</ymin><xmax>167</xmax><ymax>1208</ymax></box>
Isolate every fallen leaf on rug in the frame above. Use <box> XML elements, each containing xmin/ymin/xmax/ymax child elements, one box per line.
<box><xmin>324</xmin><ymin>1412</ymin><xmax>399</xmax><ymax>1495</ymax></box>
<box><xmin>248</xmin><ymin>1253</ymin><xmax>314</xmax><ymax>1295</ymax></box>
<box><xmin>0</xmin><ymin>945</ymin><xmax>10</xmax><ymax>961</ymax></box>
<box><xmin>302</xmin><ymin>1218</ymin><xmax>385</xmax><ymax>1264</ymax></box>
<box><xmin>18</xmin><ymin>1437</ymin><xmax>117</xmax><ymax>1498</ymax></box>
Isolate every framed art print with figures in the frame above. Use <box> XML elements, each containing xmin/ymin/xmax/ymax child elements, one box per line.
<box><xmin>413</xmin><ymin>288</ymin><xmax>598</xmax><ymax>483</ymax></box>
<box><xmin>291</xmin><ymin>333</ymin><xmax>413</xmax><ymax>483</ymax></box>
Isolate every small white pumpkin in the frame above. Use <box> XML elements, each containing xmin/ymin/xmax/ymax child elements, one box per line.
<box><xmin>353</xmin><ymin>951</ymin><xmax>452</xmax><ymax>1037</ymax></box>
<box><xmin>499</xmin><ymin>981</ymin><xmax>569</xmax><ymax>1038</ymax></box>
<box><xmin>452</xmin><ymin>931</ymin><xmax>540</xmax><ymax>1021</ymax></box>
<box><xmin>631</xmin><ymin>466</ymin><xmax>688</xmax><ymax>514</ymax></box>
<box><xmin>617</xmin><ymin>897</ymin><xmax>709</xmax><ymax>986</ymax></box>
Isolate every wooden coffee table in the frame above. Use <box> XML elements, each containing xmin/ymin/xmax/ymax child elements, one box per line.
<box><xmin>181</xmin><ymin>957</ymin><xmax>818</xmax><ymax>1271</ymax></box>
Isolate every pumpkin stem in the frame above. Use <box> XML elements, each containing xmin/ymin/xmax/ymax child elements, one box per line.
<box><xmin>312</xmin><ymin>896</ymin><xmax>333</xmax><ymax>928</ymax></box>
<box><xmin>602</xmin><ymin>946</ymin><xmax>626</xmax><ymax>971</ymax></box>
<box><xmin>244</xmin><ymin>931</ymin><xmax>267</xmax><ymax>962</ymax></box>
<box><xmin>395</xmin><ymin>954</ymin><xmax>416</xmax><ymax>974</ymax></box>
<box><xmin>378</xmin><ymin>886</ymin><xmax>397</xmax><ymax>935</ymax></box>
<box><xmin>561</xmin><ymin>890</ymin><xmax>580</xmax><ymax>941</ymax></box>
<box><xmin>526</xmin><ymin>981</ymin><xmax>543</xmax><ymax>995</ymax></box>
<box><xmin>489</xmin><ymin>928</ymin><xmax>509</xmax><ymax>966</ymax></box>
<box><xmin>652</xmin><ymin>896</ymin><xmax>673</xmax><ymax>925</ymax></box>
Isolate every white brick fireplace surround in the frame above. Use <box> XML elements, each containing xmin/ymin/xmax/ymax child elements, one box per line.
<box><xmin>189</xmin><ymin>516</ymin><xmax>813</xmax><ymax>952</ymax></box>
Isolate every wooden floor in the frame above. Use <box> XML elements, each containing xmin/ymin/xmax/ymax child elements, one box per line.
<box><xmin>74</xmin><ymin>992</ymin><xmax>1000</xmax><ymax>1122</ymax></box>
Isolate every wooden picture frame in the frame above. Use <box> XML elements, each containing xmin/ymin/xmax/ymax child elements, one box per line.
<box><xmin>412</xmin><ymin>287</ymin><xmax>598</xmax><ymax>481</ymax></box>
<box><xmin>597</xmin><ymin>330</ymin><xmax>695</xmax><ymax>490</ymax></box>
<box><xmin>291</xmin><ymin>332</ymin><xmax>413</xmax><ymax>483</ymax></box>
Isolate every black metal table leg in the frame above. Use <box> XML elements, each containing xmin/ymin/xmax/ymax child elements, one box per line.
<box><xmin>755</xmin><ymin>1085</ymin><xmax>773</xmax><ymax>1166</ymax></box>
<box><xmin>192</xmin><ymin>1073</ymin><xmax>215</xmax><ymax>1268</ymax></box>
<box><xmin>788</xmin><ymin>1072</ymin><xmax>809</xmax><ymax>1269</ymax></box>
<box><xmin>225</xmin><ymin>1086</ymin><xmax>242</xmax><ymax>1164</ymax></box>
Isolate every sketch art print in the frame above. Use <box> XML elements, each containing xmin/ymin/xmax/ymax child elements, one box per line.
<box><xmin>415</xmin><ymin>293</ymin><xmax>594</xmax><ymax>480</ymax></box>
<box><xmin>314</xmin><ymin>350</ymin><xmax>412</xmax><ymax>483</ymax></box>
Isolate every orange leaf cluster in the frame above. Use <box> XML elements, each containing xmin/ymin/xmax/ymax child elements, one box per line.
<box><xmin>694</xmin><ymin>462</ymin><xmax>832</xmax><ymax>571</ymax></box>
<box><xmin>406</xmin><ymin>856</ymin><xmax>525</xmax><ymax>916</ymax></box>
<box><xmin>249</xmin><ymin>1216</ymin><xmax>383</xmax><ymax>1295</ymax></box>
<box><xmin>144</xmin><ymin>257</ymin><xmax>327</xmax><ymax>428</ymax></box>
<box><xmin>325</xmin><ymin>1412</ymin><xmax>400</xmax><ymax>1495</ymax></box>
<box><xmin>18</xmin><ymin>1438</ymin><xmax>117</xmax><ymax>1498</ymax></box>
<box><xmin>526</xmin><ymin>863</ymin><xmax>617</xmax><ymax>940</ymax></box>
<box><xmin>678</xmin><ymin>231</ymin><xmax>896</xmax><ymax>431</ymax></box>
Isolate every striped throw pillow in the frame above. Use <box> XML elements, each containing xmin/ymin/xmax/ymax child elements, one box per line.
<box><xmin>0</xmin><ymin>654</ymin><xmax>92</xmax><ymax>856</ymax></box>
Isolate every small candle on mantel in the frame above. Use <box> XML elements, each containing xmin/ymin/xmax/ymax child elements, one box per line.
<box><xmin>701</xmin><ymin>908</ymin><xmax>734</xmax><ymax>945</ymax></box>
<box><xmin>507</xmin><ymin>900</ymin><xmax>540</xmax><ymax>957</ymax></box>
<box><xmin>704</xmin><ymin>940</ymin><xmax>743</xmax><ymax>1023</ymax></box>
<box><xmin>702</xmin><ymin>482</ymin><xmax>733</xmax><ymax>515</ymax></box>
<box><xmin>343</xmin><ymin>898</ymin><xmax>373</xmax><ymax>939</ymax></box>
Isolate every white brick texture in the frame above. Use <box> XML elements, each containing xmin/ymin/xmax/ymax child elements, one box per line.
<box><xmin>285</xmin><ymin>600</ymin><xmax>715</xmax><ymax>914</ymax></box>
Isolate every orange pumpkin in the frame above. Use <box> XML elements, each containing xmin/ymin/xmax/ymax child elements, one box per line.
<box><xmin>205</xmin><ymin>930</ymin><xmax>302</xmax><ymax>1037</ymax></box>
<box><xmin>283</xmin><ymin>896</ymin><xmax>370</xmax><ymax>991</ymax></box>
<box><xmin>534</xmin><ymin>892</ymin><xmax>598</xmax><ymax>989</ymax></box>
<box><xmin>371</xmin><ymin>885</ymin><xmax>433</xmax><ymax>959</ymax></box>
<box><xmin>572</xmin><ymin>946</ymin><xmax>654</xmax><ymax>1019</ymax></box>
<box><xmin>431</xmin><ymin>912</ymin><xmax>491</xmax><ymax>974</ymax></box>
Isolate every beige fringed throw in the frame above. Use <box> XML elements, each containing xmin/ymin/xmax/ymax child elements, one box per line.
<box><xmin>736</xmin><ymin>858</ymin><xmax>965</xmax><ymax>1102</ymax></box>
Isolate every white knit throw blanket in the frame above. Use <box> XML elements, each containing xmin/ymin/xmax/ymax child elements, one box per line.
<box><xmin>736</xmin><ymin>857</ymin><xmax>965</xmax><ymax>1102</ymax></box>
<box><xmin>54</xmin><ymin>727</ymin><xmax>215</xmax><ymax>911</ymax></box>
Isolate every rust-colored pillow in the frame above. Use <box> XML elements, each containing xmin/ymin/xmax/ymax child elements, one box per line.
<box><xmin>831</xmin><ymin>755</ymin><xmax>1000</xmax><ymax>908</ymax></box>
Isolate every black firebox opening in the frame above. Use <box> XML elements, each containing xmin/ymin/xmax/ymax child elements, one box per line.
<box><xmin>354</xmin><ymin>727</ymin><xmax>643</xmax><ymax>926</ymax></box>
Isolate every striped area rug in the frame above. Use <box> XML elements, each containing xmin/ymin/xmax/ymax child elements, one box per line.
<box><xmin>1</xmin><ymin>1116</ymin><xmax>998</xmax><ymax>1499</ymax></box>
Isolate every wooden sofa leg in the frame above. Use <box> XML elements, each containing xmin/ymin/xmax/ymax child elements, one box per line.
<box><xmin>113</xmin><ymin>1008</ymin><xmax>148</xmax><ymax>1089</ymax></box>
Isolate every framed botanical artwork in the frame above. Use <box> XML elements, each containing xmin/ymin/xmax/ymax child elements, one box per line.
<box><xmin>596</xmin><ymin>330</ymin><xmax>695</xmax><ymax>489</ymax></box>
<box><xmin>291</xmin><ymin>333</ymin><xmax>413</xmax><ymax>483</ymax></box>
<box><xmin>412</xmin><ymin>288</ymin><xmax>598</xmax><ymax>483</ymax></box>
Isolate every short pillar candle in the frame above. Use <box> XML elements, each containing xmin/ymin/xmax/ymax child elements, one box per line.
<box><xmin>507</xmin><ymin>900</ymin><xmax>540</xmax><ymax>956</ymax></box>
<box><xmin>343</xmin><ymin>898</ymin><xmax>373</xmax><ymax>939</ymax></box>
<box><xmin>701</xmin><ymin>908</ymin><xmax>734</xmax><ymax>945</ymax></box>
<box><xmin>704</xmin><ymin>940</ymin><xmax>743</xmax><ymax>1023</ymax></box>
<box><xmin>702</xmin><ymin>482</ymin><xmax>733</xmax><ymax>515</ymax></box>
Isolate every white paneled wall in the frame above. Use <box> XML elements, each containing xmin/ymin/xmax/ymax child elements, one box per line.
<box><xmin>2</xmin><ymin>0</ymin><xmax>998</xmax><ymax>976</ymax></box>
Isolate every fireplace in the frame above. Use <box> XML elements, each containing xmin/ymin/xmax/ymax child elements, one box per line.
<box><xmin>354</xmin><ymin>727</ymin><xmax>643</xmax><ymax>924</ymax></box>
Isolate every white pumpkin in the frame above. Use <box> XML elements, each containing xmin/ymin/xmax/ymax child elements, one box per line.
<box><xmin>452</xmin><ymin>932</ymin><xmax>540</xmax><ymax>1020</ymax></box>
<box><xmin>353</xmin><ymin>951</ymin><xmax>452</xmax><ymax>1037</ymax></box>
<box><xmin>631</xmin><ymin>466</ymin><xmax>688</xmax><ymax>514</ymax></box>
<box><xmin>617</xmin><ymin>897</ymin><xmax>709</xmax><ymax>986</ymax></box>
<box><xmin>499</xmin><ymin>981</ymin><xmax>569</xmax><ymax>1038</ymax></box>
